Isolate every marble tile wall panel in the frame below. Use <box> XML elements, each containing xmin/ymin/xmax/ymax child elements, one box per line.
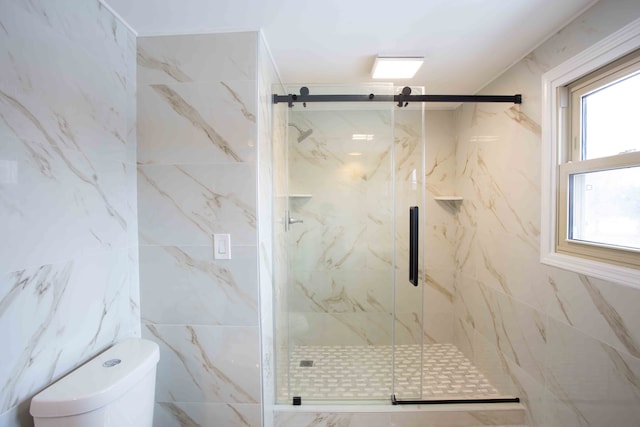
<box><xmin>137</xmin><ymin>31</ymin><xmax>266</xmax><ymax>427</ymax></box>
<box><xmin>461</xmin><ymin>286</ymin><xmax>546</xmax><ymax>396</ymax></box>
<box><xmin>0</xmin><ymin>0</ymin><xmax>138</xmax><ymax>424</ymax></box>
<box><xmin>541</xmin><ymin>268</ymin><xmax>640</xmax><ymax>363</ymax></box>
<box><xmin>470</xmin><ymin>329</ymin><xmax>545</xmax><ymax>427</ymax></box>
<box><xmin>137</xmin><ymin>81</ymin><xmax>257</xmax><ymax>165</ymax></box>
<box><xmin>274</xmin><ymin>412</ymin><xmax>391</xmax><ymax>427</ymax></box>
<box><xmin>393</xmin><ymin>109</ymin><xmax>425</xmax><ymax>349</ymax></box>
<box><xmin>0</xmin><ymin>250</ymin><xmax>135</xmax><ymax>417</ymax></box>
<box><xmin>451</xmin><ymin>1</ymin><xmax>640</xmax><ymax>425</ymax></box>
<box><xmin>421</xmin><ymin>110</ymin><xmax>458</xmax><ymax>345</ymax></box>
<box><xmin>140</xmin><ymin>245</ymin><xmax>258</xmax><ymax>325</ymax></box>
<box><xmin>421</xmin><ymin>285</ymin><xmax>454</xmax><ymax>345</ymax></box>
<box><xmin>544</xmin><ymin>317</ymin><xmax>640</xmax><ymax>426</ymax></box>
<box><xmin>137</xmin><ymin>163</ymin><xmax>257</xmax><ymax>246</ymax></box>
<box><xmin>137</xmin><ymin>32</ymin><xmax>257</xmax><ymax>86</ymax></box>
<box><xmin>289</xmin><ymin>312</ymin><xmax>393</xmax><ymax>347</ymax></box>
<box><xmin>143</xmin><ymin>324</ymin><xmax>261</xmax><ymax>404</ymax></box>
<box><xmin>0</xmin><ymin>9</ymin><xmax>133</xmax><ymax>273</ymax></box>
<box><xmin>287</xmin><ymin>223</ymin><xmax>370</xmax><ymax>272</ymax></box>
<box><xmin>273</xmin><ymin>408</ymin><xmax>524</xmax><ymax>427</ymax></box>
<box><xmin>284</xmin><ymin>108</ymin><xmax>396</xmax><ymax>348</ymax></box>
<box><xmin>282</xmin><ymin>106</ymin><xmax>459</xmax><ymax>355</ymax></box>
<box><xmin>154</xmin><ymin>402</ymin><xmax>261</xmax><ymax>427</ymax></box>
<box><xmin>290</xmin><ymin>269</ymin><xmax>393</xmax><ymax>313</ymax></box>
<box><xmin>124</xmin><ymin>27</ymin><xmax>141</xmax><ymax>338</ymax></box>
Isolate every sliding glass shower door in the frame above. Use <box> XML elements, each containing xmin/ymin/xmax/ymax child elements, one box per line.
<box><xmin>274</xmin><ymin>85</ymin><xmax>426</xmax><ymax>403</ymax></box>
<box><xmin>391</xmin><ymin>106</ymin><xmax>425</xmax><ymax>402</ymax></box>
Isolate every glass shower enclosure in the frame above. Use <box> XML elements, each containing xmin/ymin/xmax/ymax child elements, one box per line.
<box><xmin>272</xmin><ymin>84</ymin><xmax>513</xmax><ymax>405</ymax></box>
<box><xmin>272</xmin><ymin>84</ymin><xmax>424</xmax><ymax>403</ymax></box>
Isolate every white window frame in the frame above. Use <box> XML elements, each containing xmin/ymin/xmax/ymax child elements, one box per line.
<box><xmin>541</xmin><ymin>17</ymin><xmax>640</xmax><ymax>288</ymax></box>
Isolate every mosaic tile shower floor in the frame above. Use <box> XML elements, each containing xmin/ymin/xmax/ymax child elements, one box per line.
<box><xmin>279</xmin><ymin>343</ymin><xmax>501</xmax><ymax>401</ymax></box>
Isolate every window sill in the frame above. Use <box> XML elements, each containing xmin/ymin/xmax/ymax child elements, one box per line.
<box><xmin>540</xmin><ymin>251</ymin><xmax>640</xmax><ymax>289</ymax></box>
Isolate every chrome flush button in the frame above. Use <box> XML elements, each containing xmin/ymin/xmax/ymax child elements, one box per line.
<box><xmin>102</xmin><ymin>358</ymin><xmax>122</xmax><ymax>368</ymax></box>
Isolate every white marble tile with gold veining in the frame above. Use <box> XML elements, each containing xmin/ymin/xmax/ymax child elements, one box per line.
<box><xmin>0</xmin><ymin>24</ymin><xmax>129</xmax><ymax>167</ymax></box>
<box><xmin>542</xmin><ymin>269</ymin><xmax>640</xmax><ymax>362</ymax></box>
<box><xmin>0</xmin><ymin>138</ymin><xmax>129</xmax><ymax>273</ymax></box>
<box><xmin>470</xmin><ymin>329</ymin><xmax>519</xmax><ymax>399</ymax></box>
<box><xmin>140</xmin><ymin>245</ymin><xmax>258</xmax><ymax>326</ymax></box>
<box><xmin>393</xmin><ymin>313</ymin><xmax>424</xmax><ymax>346</ymax></box>
<box><xmin>137</xmin><ymin>81</ymin><xmax>257</xmax><ymax>164</ymax></box>
<box><xmin>474</xmin><ymin>229</ymin><xmax>550</xmax><ymax>311</ymax></box>
<box><xmin>289</xmin><ymin>268</ymin><xmax>393</xmax><ymax>314</ymax></box>
<box><xmin>0</xmin><ymin>250</ymin><xmax>133</xmax><ymax>414</ymax></box>
<box><xmin>137</xmin><ymin>32</ymin><xmax>258</xmax><ymax>85</ymax></box>
<box><xmin>154</xmin><ymin>402</ymin><xmax>261</xmax><ymax>427</ymax></box>
<box><xmin>289</xmin><ymin>312</ymin><xmax>393</xmax><ymax>347</ymax></box>
<box><xmin>274</xmin><ymin>411</ymin><xmax>391</xmax><ymax>427</ymax></box>
<box><xmin>544</xmin><ymin>316</ymin><xmax>640</xmax><ymax>426</ymax></box>
<box><xmin>124</xmin><ymin>30</ymin><xmax>138</xmax><ymax>164</ymax></box>
<box><xmin>1</xmin><ymin>1</ymin><xmax>133</xmax><ymax>91</ymax></box>
<box><xmin>288</xmin><ymin>224</ymin><xmax>368</xmax><ymax>272</ymax></box>
<box><xmin>483</xmin><ymin>288</ymin><xmax>547</xmax><ymax>385</ymax></box>
<box><xmin>143</xmin><ymin>324</ymin><xmax>261</xmax><ymax>404</ymax></box>
<box><xmin>421</xmin><ymin>285</ymin><xmax>454</xmax><ymax>345</ymax></box>
<box><xmin>137</xmin><ymin>163</ymin><xmax>256</xmax><ymax>246</ymax></box>
<box><xmin>273</xmin><ymin>406</ymin><xmax>524</xmax><ymax>427</ymax></box>
<box><xmin>453</xmin><ymin>277</ymin><xmax>501</xmax><ymax>359</ymax></box>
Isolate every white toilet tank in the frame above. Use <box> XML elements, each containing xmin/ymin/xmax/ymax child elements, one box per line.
<box><xmin>30</xmin><ymin>338</ymin><xmax>160</xmax><ymax>427</ymax></box>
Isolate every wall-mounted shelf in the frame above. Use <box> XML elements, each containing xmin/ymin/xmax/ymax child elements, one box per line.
<box><xmin>434</xmin><ymin>196</ymin><xmax>463</xmax><ymax>201</ymax></box>
<box><xmin>275</xmin><ymin>194</ymin><xmax>313</xmax><ymax>199</ymax></box>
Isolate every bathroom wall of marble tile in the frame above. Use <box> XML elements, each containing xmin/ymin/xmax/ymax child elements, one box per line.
<box><xmin>282</xmin><ymin>106</ymin><xmax>458</xmax><ymax>349</ymax></box>
<box><xmin>393</xmin><ymin>108</ymin><xmax>425</xmax><ymax>347</ymax></box>
<box><xmin>286</xmin><ymin>108</ymin><xmax>395</xmax><ymax>347</ymax></box>
<box><xmin>0</xmin><ymin>0</ymin><xmax>138</xmax><ymax>425</ymax></box>
<box><xmin>273</xmin><ymin>408</ymin><xmax>524</xmax><ymax>427</ymax></box>
<box><xmin>416</xmin><ymin>110</ymin><xmax>458</xmax><ymax>345</ymax></box>
<box><xmin>137</xmin><ymin>31</ymin><xmax>279</xmax><ymax>426</ymax></box>
<box><xmin>452</xmin><ymin>0</ymin><xmax>640</xmax><ymax>425</ymax></box>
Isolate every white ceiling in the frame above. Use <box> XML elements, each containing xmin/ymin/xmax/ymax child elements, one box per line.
<box><xmin>106</xmin><ymin>0</ymin><xmax>596</xmax><ymax>94</ymax></box>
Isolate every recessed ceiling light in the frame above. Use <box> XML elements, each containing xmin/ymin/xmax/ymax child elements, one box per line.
<box><xmin>352</xmin><ymin>134</ymin><xmax>374</xmax><ymax>141</ymax></box>
<box><xmin>371</xmin><ymin>57</ymin><xmax>424</xmax><ymax>79</ymax></box>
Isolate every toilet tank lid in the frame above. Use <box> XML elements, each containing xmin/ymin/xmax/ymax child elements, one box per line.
<box><xmin>30</xmin><ymin>338</ymin><xmax>159</xmax><ymax>418</ymax></box>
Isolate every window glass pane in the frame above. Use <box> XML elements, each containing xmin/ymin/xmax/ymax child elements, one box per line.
<box><xmin>569</xmin><ymin>166</ymin><xmax>640</xmax><ymax>250</ymax></box>
<box><xmin>582</xmin><ymin>71</ymin><xmax>640</xmax><ymax>160</ymax></box>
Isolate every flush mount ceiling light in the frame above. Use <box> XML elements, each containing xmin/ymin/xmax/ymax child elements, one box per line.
<box><xmin>352</xmin><ymin>134</ymin><xmax>374</xmax><ymax>141</ymax></box>
<box><xmin>371</xmin><ymin>57</ymin><xmax>424</xmax><ymax>79</ymax></box>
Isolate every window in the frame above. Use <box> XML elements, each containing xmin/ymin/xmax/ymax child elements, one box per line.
<box><xmin>541</xmin><ymin>17</ymin><xmax>640</xmax><ymax>287</ymax></box>
<box><xmin>557</xmin><ymin>51</ymin><xmax>640</xmax><ymax>268</ymax></box>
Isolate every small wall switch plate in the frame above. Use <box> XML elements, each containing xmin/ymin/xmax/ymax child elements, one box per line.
<box><xmin>213</xmin><ymin>234</ymin><xmax>231</xmax><ymax>260</ymax></box>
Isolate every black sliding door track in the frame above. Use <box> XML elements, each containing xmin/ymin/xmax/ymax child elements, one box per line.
<box><xmin>391</xmin><ymin>394</ymin><xmax>520</xmax><ymax>405</ymax></box>
<box><xmin>272</xmin><ymin>88</ymin><xmax>522</xmax><ymax>108</ymax></box>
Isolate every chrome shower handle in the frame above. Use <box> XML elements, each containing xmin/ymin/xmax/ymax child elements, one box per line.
<box><xmin>284</xmin><ymin>210</ymin><xmax>303</xmax><ymax>231</ymax></box>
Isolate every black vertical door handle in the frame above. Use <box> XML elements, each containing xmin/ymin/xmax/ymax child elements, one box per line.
<box><xmin>409</xmin><ymin>206</ymin><xmax>418</xmax><ymax>286</ymax></box>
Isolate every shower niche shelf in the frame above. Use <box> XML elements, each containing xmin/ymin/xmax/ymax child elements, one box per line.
<box><xmin>276</xmin><ymin>194</ymin><xmax>313</xmax><ymax>199</ymax></box>
<box><xmin>434</xmin><ymin>196</ymin><xmax>463</xmax><ymax>201</ymax></box>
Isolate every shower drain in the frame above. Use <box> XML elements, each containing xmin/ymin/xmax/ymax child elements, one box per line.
<box><xmin>299</xmin><ymin>360</ymin><xmax>314</xmax><ymax>367</ymax></box>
